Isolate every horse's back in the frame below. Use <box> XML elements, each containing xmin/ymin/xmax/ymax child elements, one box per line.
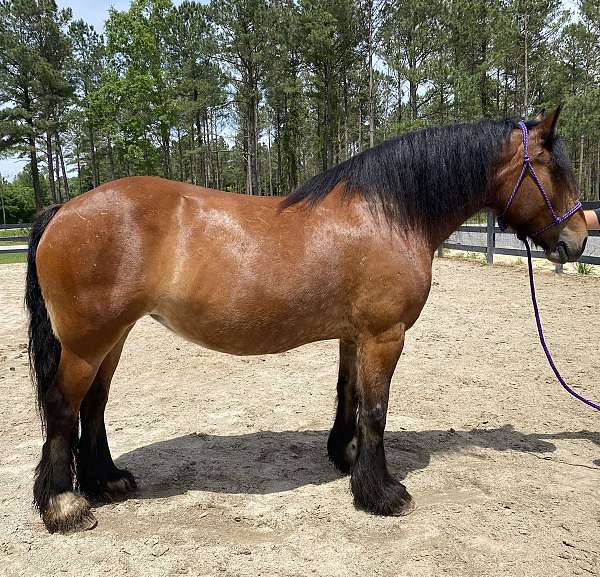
<box><xmin>35</xmin><ymin>176</ymin><xmax>432</xmax><ymax>357</ymax></box>
<box><xmin>34</xmin><ymin>177</ymin><xmax>331</xmax><ymax>353</ymax></box>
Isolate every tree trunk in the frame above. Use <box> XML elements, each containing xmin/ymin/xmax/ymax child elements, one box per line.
<box><xmin>578</xmin><ymin>134</ymin><xmax>585</xmax><ymax>189</ymax></box>
<box><xmin>479</xmin><ymin>40</ymin><xmax>489</xmax><ymax>116</ymax></box>
<box><xmin>176</xmin><ymin>127</ymin><xmax>184</xmax><ymax>181</ymax></box>
<box><xmin>367</xmin><ymin>0</ymin><xmax>375</xmax><ymax>148</ymax></box>
<box><xmin>55</xmin><ymin>146</ymin><xmax>61</xmax><ymax>202</ymax></box>
<box><xmin>246</xmin><ymin>72</ymin><xmax>260</xmax><ymax>195</ymax></box>
<box><xmin>204</xmin><ymin>112</ymin><xmax>212</xmax><ymax>187</ymax></box>
<box><xmin>213</xmin><ymin>111</ymin><xmax>221</xmax><ymax>190</ymax></box>
<box><xmin>343</xmin><ymin>75</ymin><xmax>349</xmax><ymax>159</ymax></box>
<box><xmin>161</xmin><ymin>127</ymin><xmax>171</xmax><ymax>180</ymax></box>
<box><xmin>276</xmin><ymin>106</ymin><xmax>283</xmax><ymax>194</ymax></box>
<box><xmin>190</xmin><ymin>121</ymin><xmax>197</xmax><ymax>184</ymax></box>
<box><xmin>107</xmin><ymin>136</ymin><xmax>116</xmax><ymax>180</ymax></box>
<box><xmin>357</xmin><ymin>104</ymin><xmax>362</xmax><ymax>154</ymax></box>
<box><xmin>326</xmin><ymin>65</ymin><xmax>335</xmax><ymax>166</ymax></box>
<box><xmin>523</xmin><ymin>14</ymin><xmax>529</xmax><ymax>115</ymax></box>
<box><xmin>46</xmin><ymin>131</ymin><xmax>57</xmax><ymax>203</ymax></box>
<box><xmin>596</xmin><ymin>142</ymin><xmax>600</xmax><ymax>200</ymax></box>
<box><xmin>195</xmin><ymin>107</ymin><xmax>206</xmax><ymax>186</ymax></box>
<box><xmin>409</xmin><ymin>79</ymin><xmax>418</xmax><ymax>120</ymax></box>
<box><xmin>55</xmin><ymin>131</ymin><xmax>69</xmax><ymax>199</ymax></box>
<box><xmin>142</xmin><ymin>126</ymin><xmax>150</xmax><ymax>175</ymax></box>
<box><xmin>267</xmin><ymin>124</ymin><xmax>273</xmax><ymax>196</ymax></box>
<box><xmin>76</xmin><ymin>145</ymin><xmax>82</xmax><ymax>195</ymax></box>
<box><xmin>88</xmin><ymin>123</ymin><xmax>99</xmax><ymax>188</ymax></box>
<box><xmin>29</xmin><ymin>134</ymin><xmax>44</xmax><ymax>210</ymax></box>
<box><xmin>397</xmin><ymin>72</ymin><xmax>402</xmax><ymax>132</ymax></box>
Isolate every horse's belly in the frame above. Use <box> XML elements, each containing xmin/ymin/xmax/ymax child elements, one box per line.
<box><xmin>149</xmin><ymin>306</ymin><xmax>340</xmax><ymax>356</ymax></box>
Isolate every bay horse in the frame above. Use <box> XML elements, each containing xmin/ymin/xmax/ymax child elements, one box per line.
<box><xmin>26</xmin><ymin>107</ymin><xmax>587</xmax><ymax>533</ymax></box>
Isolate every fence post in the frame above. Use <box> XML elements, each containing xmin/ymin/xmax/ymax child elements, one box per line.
<box><xmin>486</xmin><ymin>209</ymin><xmax>495</xmax><ymax>266</ymax></box>
<box><xmin>555</xmin><ymin>263</ymin><xmax>563</xmax><ymax>274</ymax></box>
<box><xmin>437</xmin><ymin>245</ymin><xmax>444</xmax><ymax>258</ymax></box>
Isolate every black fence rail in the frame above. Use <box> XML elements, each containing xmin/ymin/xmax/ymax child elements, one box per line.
<box><xmin>0</xmin><ymin>223</ymin><xmax>32</xmax><ymax>254</ymax></box>
<box><xmin>440</xmin><ymin>202</ymin><xmax>600</xmax><ymax>273</ymax></box>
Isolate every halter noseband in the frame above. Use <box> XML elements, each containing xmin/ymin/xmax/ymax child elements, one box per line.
<box><xmin>497</xmin><ymin>121</ymin><xmax>582</xmax><ymax>238</ymax></box>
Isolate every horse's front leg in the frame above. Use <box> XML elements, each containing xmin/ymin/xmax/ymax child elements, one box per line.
<box><xmin>351</xmin><ymin>325</ymin><xmax>415</xmax><ymax>516</ymax></box>
<box><xmin>328</xmin><ymin>339</ymin><xmax>359</xmax><ymax>473</ymax></box>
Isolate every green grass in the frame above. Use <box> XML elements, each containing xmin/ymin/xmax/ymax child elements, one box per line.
<box><xmin>0</xmin><ymin>252</ymin><xmax>26</xmax><ymax>264</ymax></box>
<box><xmin>0</xmin><ymin>227</ymin><xmax>29</xmax><ymax>237</ymax></box>
<box><xmin>464</xmin><ymin>212</ymin><xmax>487</xmax><ymax>225</ymax></box>
<box><xmin>573</xmin><ymin>261</ymin><xmax>593</xmax><ymax>275</ymax></box>
<box><xmin>0</xmin><ymin>227</ymin><xmax>29</xmax><ymax>246</ymax></box>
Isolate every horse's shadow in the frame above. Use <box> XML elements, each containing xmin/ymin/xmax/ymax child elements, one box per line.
<box><xmin>114</xmin><ymin>426</ymin><xmax>600</xmax><ymax>499</ymax></box>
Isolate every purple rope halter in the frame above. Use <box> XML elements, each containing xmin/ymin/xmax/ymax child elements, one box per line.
<box><xmin>500</xmin><ymin>121</ymin><xmax>598</xmax><ymax>412</ymax></box>
<box><xmin>497</xmin><ymin>121</ymin><xmax>582</xmax><ymax>236</ymax></box>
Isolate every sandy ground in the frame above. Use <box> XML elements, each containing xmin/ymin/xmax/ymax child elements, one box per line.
<box><xmin>1</xmin><ymin>258</ymin><xmax>599</xmax><ymax>577</ymax></box>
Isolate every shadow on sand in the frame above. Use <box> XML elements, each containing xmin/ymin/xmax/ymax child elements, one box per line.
<box><xmin>114</xmin><ymin>426</ymin><xmax>600</xmax><ymax>499</ymax></box>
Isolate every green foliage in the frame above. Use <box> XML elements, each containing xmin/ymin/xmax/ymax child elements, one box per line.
<box><xmin>0</xmin><ymin>178</ymin><xmax>36</xmax><ymax>223</ymax></box>
<box><xmin>0</xmin><ymin>0</ymin><xmax>599</xmax><ymax>214</ymax></box>
<box><xmin>573</xmin><ymin>261</ymin><xmax>594</xmax><ymax>274</ymax></box>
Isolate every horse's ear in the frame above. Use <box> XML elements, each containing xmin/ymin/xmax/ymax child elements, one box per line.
<box><xmin>535</xmin><ymin>108</ymin><xmax>546</xmax><ymax>121</ymax></box>
<box><xmin>533</xmin><ymin>104</ymin><xmax>562</xmax><ymax>141</ymax></box>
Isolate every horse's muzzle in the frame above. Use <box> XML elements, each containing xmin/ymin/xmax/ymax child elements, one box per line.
<box><xmin>546</xmin><ymin>235</ymin><xmax>587</xmax><ymax>264</ymax></box>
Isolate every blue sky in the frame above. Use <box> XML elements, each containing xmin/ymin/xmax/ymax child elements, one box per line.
<box><xmin>56</xmin><ymin>0</ymin><xmax>186</xmax><ymax>31</ymax></box>
<box><xmin>58</xmin><ymin>0</ymin><xmax>131</xmax><ymax>32</ymax></box>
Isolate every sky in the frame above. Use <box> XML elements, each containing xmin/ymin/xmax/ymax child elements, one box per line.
<box><xmin>0</xmin><ymin>0</ymin><xmax>581</xmax><ymax>180</ymax></box>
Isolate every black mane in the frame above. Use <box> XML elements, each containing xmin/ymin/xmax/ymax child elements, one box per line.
<box><xmin>281</xmin><ymin>119</ymin><xmax>535</xmax><ymax>229</ymax></box>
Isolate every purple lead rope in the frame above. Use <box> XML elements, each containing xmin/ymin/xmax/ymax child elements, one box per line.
<box><xmin>524</xmin><ymin>238</ymin><xmax>600</xmax><ymax>412</ymax></box>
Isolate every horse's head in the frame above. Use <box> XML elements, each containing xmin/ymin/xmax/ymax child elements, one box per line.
<box><xmin>494</xmin><ymin>106</ymin><xmax>587</xmax><ymax>264</ymax></box>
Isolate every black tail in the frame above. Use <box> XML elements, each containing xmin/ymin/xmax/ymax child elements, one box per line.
<box><xmin>25</xmin><ymin>205</ymin><xmax>62</xmax><ymax>431</ymax></box>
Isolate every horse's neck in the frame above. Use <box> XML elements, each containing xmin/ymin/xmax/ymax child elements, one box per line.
<box><xmin>425</xmin><ymin>197</ymin><xmax>490</xmax><ymax>253</ymax></box>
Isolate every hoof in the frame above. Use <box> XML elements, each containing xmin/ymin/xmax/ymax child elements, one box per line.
<box><xmin>387</xmin><ymin>490</ymin><xmax>416</xmax><ymax>517</ymax></box>
<box><xmin>101</xmin><ymin>470</ymin><xmax>137</xmax><ymax>503</ymax></box>
<box><xmin>352</xmin><ymin>471</ymin><xmax>416</xmax><ymax>516</ymax></box>
<box><xmin>42</xmin><ymin>492</ymin><xmax>97</xmax><ymax>534</ymax></box>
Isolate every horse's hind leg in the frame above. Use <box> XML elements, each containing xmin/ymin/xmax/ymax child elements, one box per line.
<box><xmin>351</xmin><ymin>326</ymin><xmax>415</xmax><ymax>516</ymax></box>
<box><xmin>34</xmin><ymin>347</ymin><xmax>99</xmax><ymax>533</ymax></box>
<box><xmin>327</xmin><ymin>339</ymin><xmax>358</xmax><ymax>473</ymax></box>
<box><xmin>78</xmin><ymin>329</ymin><xmax>136</xmax><ymax>503</ymax></box>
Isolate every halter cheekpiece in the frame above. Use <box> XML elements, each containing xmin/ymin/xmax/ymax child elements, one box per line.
<box><xmin>497</xmin><ymin>121</ymin><xmax>582</xmax><ymax>237</ymax></box>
